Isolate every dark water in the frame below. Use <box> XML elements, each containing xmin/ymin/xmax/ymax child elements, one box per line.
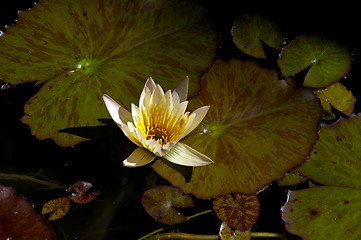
<box><xmin>1</xmin><ymin>1</ymin><xmax>360</xmax><ymax>239</ymax></box>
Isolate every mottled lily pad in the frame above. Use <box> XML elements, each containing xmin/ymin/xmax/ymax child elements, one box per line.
<box><xmin>0</xmin><ymin>184</ymin><xmax>55</xmax><ymax>239</ymax></box>
<box><xmin>152</xmin><ymin>59</ymin><xmax>322</xmax><ymax>198</ymax></box>
<box><xmin>67</xmin><ymin>180</ymin><xmax>101</xmax><ymax>204</ymax></box>
<box><xmin>278</xmin><ymin>35</ymin><xmax>351</xmax><ymax>88</ymax></box>
<box><xmin>282</xmin><ymin>115</ymin><xmax>361</xmax><ymax>239</ymax></box>
<box><xmin>282</xmin><ymin>186</ymin><xmax>361</xmax><ymax>240</ymax></box>
<box><xmin>141</xmin><ymin>186</ymin><xmax>194</xmax><ymax>225</ymax></box>
<box><xmin>213</xmin><ymin>193</ymin><xmax>260</xmax><ymax>231</ymax></box>
<box><xmin>298</xmin><ymin>115</ymin><xmax>361</xmax><ymax>188</ymax></box>
<box><xmin>0</xmin><ymin>0</ymin><xmax>217</xmax><ymax>146</ymax></box>
<box><xmin>278</xmin><ymin>172</ymin><xmax>308</xmax><ymax>187</ymax></box>
<box><xmin>231</xmin><ymin>13</ymin><xmax>284</xmax><ymax>58</ymax></box>
<box><xmin>42</xmin><ymin>197</ymin><xmax>71</xmax><ymax>221</ymax></box>
<box><xmin>314</xmin><ymin>82</ymin><xmax>355</xmax><ymax>119</ymax></box>
<box><xmin>219</xmin><ymin>222</ymin><xmax>251</xmax><ymax>240</ymax></box>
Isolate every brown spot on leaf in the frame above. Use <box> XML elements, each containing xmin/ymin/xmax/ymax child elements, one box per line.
<box><xmin>310</xmin><ymin>209</ymin><xmax>318</xmax><ymax>216</ymax></box>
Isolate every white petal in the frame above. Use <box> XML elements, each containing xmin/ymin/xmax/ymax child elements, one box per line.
<box><xmin>123</xmin><ymin>147</ymin><xmax>156</xmax><ymax>167</ymax></box>
<box><xmin>139</xmin><ymin>86</ymin><xmax>152</xmax><ymax>110</ymax></box>
<box><xmin>120</xmin><ymin>123</ymin><xmax>142</xmax><ymax>146</ymax></box>
<box><xmin>151</xmin><ymin>84</ymin><xmax>165</xmax><ymax>105</ymax></box>
<box><xmin>163</xmin><ymin>142</ymin><xmax>214</xmax><ymax>166</ymax></box>
<box><xmin>174</xmin><ymin>101</ymin><xmax>188</xmax><ymax>116</ymax></box>
<box><xmin>145</xmin><ymin>138</ymin><xmax>162</xmax><ymax>153</ymax></box>
<box><xmin>103</xmin><ymin>94</ymin><xmax>131</xmax><ymax>125</ymax></box>
<box><xmin>163</xmin><ymin>141</ymin><xmax>176</xmax><ymax>150</ymax></box>
<box><xmin>135</xmin><ymin>128</ymin><xmax>148</xmax><ymax>147</ymax></box>
<box><xmin>162</xmin><ymin>90</ymin><xmax>173</xmax><ymax>112</ymax></box>
<box><xmin>152</xmin><ymin>141</ymin><xmax>176</xmax><ymax>157</ymax></box>
<box><xmin>153</xmin><ymin>146</ymin><xmax>170</xmax><ymax>157</ymax></box>
<box><xmin>145</xmin><ymin>77</ymin><xmax>156</xmax><ymax>92</ymax></box>
<box><xmin>131</xmin><ymin>103</ymin><xmax>143</xmax><ymax>125</ymax></box>
<box><xmin>182</xmin><ymin>106</ymin><xmax>210</xmax><ymax>137</ymax></box>
<box><xmin>172</xmin><ymin>77</ymin><xmax>189</xmax><ymax>105</ymax></box>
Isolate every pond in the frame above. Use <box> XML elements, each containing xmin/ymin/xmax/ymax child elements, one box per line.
<box><xmin>1</xmin><ymin>1</ymin><xmax>360</xmax><ymax>240</ymax></box>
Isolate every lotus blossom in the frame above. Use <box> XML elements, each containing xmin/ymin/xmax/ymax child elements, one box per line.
<box><xmin>103</xmin><ymin>77</ymin><xmax>213</xmax><ymax>167</ymax></box>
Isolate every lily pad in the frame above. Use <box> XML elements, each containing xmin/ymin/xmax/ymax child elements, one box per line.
<box><xmin>141</xmin><ymin>186</ymin><xmax>194</xmax><ymax>225</ymax></box>
<box><xmin>152</xmin><ymin>59</ymin><xmax>322</xmax><ymax>198</ymax></box>
<box><xmin>282</xmin><ymin>186</ymin><xmax>361</xmax><ymax>240</ymax></box>
<box><xmin>314</xmin><ymin>82</ymin><xmax>355</xmax><ymax>119</ymax></box>
<box><xmin>0</xmin><ymin>184</ymin><xmax>55</xmax><ymax>239</ymax></box>
<box><xmin>219</xmin><ymin>222</ymin><xmax>252</xmax><ymax>240</ymax></box>
<box><xmin>67</xmin><ymin>180</ymin><xmax>101</xmax><ymax>204</ymax></box>
<box><xmin>0</xmin><ymin>0</ymin><xmax>217</xmax><ymax>146</ymax></box>
<box><xmin>278</xmin><ymin>172</ymin><xmax>308</xmax><ymax>187</ymax></box>
<box><xmin>278</xmin><ymin>35</ymin><xmax>351</xmax><ymax>88</ymax></box>
<box><xmin>213</xmin><ymin>193</ymin><xmax>260</xmax><ymax>231</ymax></box>
<box><xmin>282</xmin><ymin>115</ymin><xmax>361</xmax><ymax>239</ymax></box>
<box><xmin>298</xmin><ymin>115</ymin><xmax>361</xmax><ymax>188</ymax></box>
<box><xmin>42</xmin><ymin>197</ymin><xmax>71</xmax><ymax>221</ymax></box>
<box><xmin>231</xmin><ymin>13</ymin><xmax>285</xmax><ymax>58</ymax></box>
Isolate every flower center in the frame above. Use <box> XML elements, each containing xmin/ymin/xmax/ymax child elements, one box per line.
<box><xmin>145</xmin><ymin>126</ymin><xmax>169</xmax><ymax>145</ymax></box>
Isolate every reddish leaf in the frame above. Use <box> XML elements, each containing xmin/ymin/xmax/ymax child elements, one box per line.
<box><xmin>0</xmin><ymin>184</ymin><xmax>55</xmax><ymax>239</ymax></box>
<box><xmin>213</xmin><ymin>193</ymin><xmax>260</xmax><ymax>231</ymax></box>
<box><xmin>66</xmin><ymin>180</ymin><xmax>101</xmax><ymax>204</ymax></box>
<box><xmin>142</xmin><ymin>186</ymin><xmax>194</xmax><ymax>225</ymax></box>
<box><xmin>42</xmin><ymin>197</ymin><xmax>71</xmax><ymax>221</ymax></box>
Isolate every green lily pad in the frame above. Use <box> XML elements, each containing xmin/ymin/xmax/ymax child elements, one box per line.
<box><xmin>282</xmin><ymin>186</ymin><xmax>361</xmax><ymax>240</ymax></box>
<box><xmin>219</xmin><ymin>222</ymin><xmax>251</xmax><ymax>240</ymax></box>
<box><xmin>152</xmin><ymin>59</ymin><xmax>322</xmax><ymax>198</ymax></box>
<box><xmin>231</xmin><ymin>13</ymin><xmax>285</xmax><ymax>58</ymax></box>
<box><xmin>278</xmin><ymin>35</ymin><xmax>351</xmax><ymax>88</ymax></box>
<box><xmin>278</xmin><ymin>172</ymin><xmax>309</xmax><ymax>187</ymax></box>
<box><xmin>141</xmin><ymin>186</ymin><xmax>194</xmax><ymax>225</ymax></box>
<box><xmin>213</xmin><ymin>193</ymin><xmax>260</xmax><ymax>231</ymax></box>
<box><xmin>42</xmin><ymin>197</ymin><xmax>71</xmax><ymax>221</ymax></box>
<box><xmin>298</xmin><ymin>115</ymin><xmax>361</xmax><ymax>188</ymax></box>
<box><xmin>314</xmin><ymin>82</ymin><xmax>355</xmax><ymax>118</ymax></box>
<box><xmin>0</xmin><ymin>0</ymin><xmax>217</xmax><ymax>146</ymax></box>
<box><xmin>282</xmin><ymin>115</ymin><xmax>361</xmax><ymax>239</ymax></box>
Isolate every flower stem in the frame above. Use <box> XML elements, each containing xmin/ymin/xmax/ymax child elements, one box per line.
<box><xmin>146</xmin><ymin>232</ymin><xmax>219</xmax><ymax>240</ymax></box>
<box><xmin>0</xmin><ymin>172</ymin><xmax>67</xmax><ymax>190</ymax></box>
<box><xmin>138</xmin><ymin>209</ymin><xmax>213</xmax><ymax>240</ymax></box>
<box><xmin>139</xmin><ymin>208</ymin><xmax>284</xmax><ymax>240</ymax></box>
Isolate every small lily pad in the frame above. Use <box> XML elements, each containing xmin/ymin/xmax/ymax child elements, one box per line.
<box><xmin>232</xmin><ymin>13</ymin><xmax>285</xmax><ymax>58</ymax></box>
<box><xmin>213</xmin><ymin>193</ymin><xmax>260</xmax><ymax>231</ymax></box>
<box><xmin>153</xmin><ymin>59</ymin><xmax>322</xmax><ymax>198</ymax></box>
<box><xmin>141</xmin><ymin>186</ymin><xmax>194</xmax><ymax>225</ymax></box>
<box><xmin>278</xmin><ymin>172</ymin><xmax>308</xmax><ymax>187</ymax></box>
<box><xmin>42</xmin><ymin>197</ymin><xmax>71</xmax><ymax>221</ymax></box>
<box><xmin>0</xmin><ymin>184</ymin><xmax>55</xmax><ymax>239</ymax></box>
<box><xmin>314</xmin><ymin>82</ymin><xmax>355</xmax><ymax>118</ymax></box>
<box><xmin>219</xmin><ymin>222</ymin><xmax>252</xmax><ymax>240</ymax></box>
<box><xmin>0</xmin><ymin>0</ymin><xmax>217</xmax><ymax>146</ymax></box>
<box><xmin>66</xmin><ymin>180</ymin><xmax>100</xmax><ymax>204</ymax></box>
<box><xmin>278</xmin><ymin>35</ymin><xmax>351</xmax><ymax>88</ymax></box>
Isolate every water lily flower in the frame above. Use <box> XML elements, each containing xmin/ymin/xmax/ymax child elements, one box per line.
<box><xmin>103</xmin><ymin>77</ymin><xmax>214</xmax><ymax>167</ymax></box>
